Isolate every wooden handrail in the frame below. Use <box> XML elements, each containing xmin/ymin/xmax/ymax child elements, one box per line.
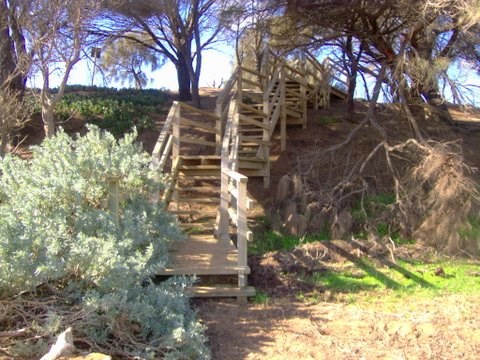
<box><xmin>240</xmin><ymin>66</ymin><xmax>267</xmax><ymax>79</ymax></box>
<box><xmin>179</xmin><ymin>116</ymin><xmax>221</xmax><ymax>135</ymax></box>
<box><xmin>217</xmin><ymin>67</ymin><xmax>240</xmax><ymax>106</ymax></box>
<box><xmin>179</xmin><ymin>102</ymin><xmax>220</xmax><ymax>120</ymax></box>
<box><xmin>151</xmin><ymin>101</ymin><xmax>179</xmax><ymax>171</ymax></box>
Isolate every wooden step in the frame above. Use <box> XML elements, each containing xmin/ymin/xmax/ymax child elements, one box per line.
<box><xmin>178</xmin><ymin>197</ymin><xmax>220</xmax><ymax>204</ymax></box>
<box><xmin>286</xmin><ymin>108</ymin><xmax>302</xmax><ymax>118</ymax></box>
<box><xmin>174</xmin><ymin>186</ymin><xmax>218</xmax><ymax>192</ymax></box>
<box><xmin>178</xmin><ymin>165</ymin><xmax>221</xmax><ymax>177</ymax></box>
<box><xmin>158</xmin><ymin>235</ymin><xmax>248</xmax><ymax>275</ymax></box>
<box><xmin>178</xmin><ymin>175</ymin><xmax>221</xmax><ymax>180</ymax></box>
<box><xmin>179</xmin><ymin>155</ymin><xmax>220</xmax><ymax>160</ymax></box>
<box><xmin>188</xmin><ymin>285</ymin><xmax>256</xmax><ymax>298</ymax></box>
<box><xmin>159</xmin><ymin>265</ymin><xmax>249</xmax><ymax>276</ymax></box>
<box><xmin>239</xmin><ymin>168</ymin><xmax>268</xmax><ymax>177</ymax></box>
<box><xmin>239</xmin><ymin>158</ymin><xmax>267</xmax><ymax>170</ymax></box>
<box><xmin>180</xmin><ymin>223</ymin><xmax>216</xmax><ymax>232</ymax></box>
<box><xmin>169</xmin><ymin>209</ymin><xmax>217</xmax><ymax>216</ymax></box>
<box><xmin>331</xmin><ymin>86</ymin><xmax>348</xmax><ymax>99</ymax></box>
<box><xmin>178</xmin><ymin>165</ymin><xmax>220</xmax><ymax>170</ymax></box>
<box><xmin>238</xmin><ymin>149</ymin><xmax>258</xmax><ymax>154</ymax></box>
<box><xmin>241</xmin><ymin>137</ymin><xmax>270</xmax><ymax>146</ymax></box>
<box><xmin>238</xmin><ymin>128</ymin><xmax>264</xmax><ymax>133</ymax></box>
<box><xmin>179</xmin><ymin>155</ymin><xmax>220</xmax><ymax>166</ymax></box>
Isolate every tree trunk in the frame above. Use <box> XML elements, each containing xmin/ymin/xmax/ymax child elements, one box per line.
<box><xmin>41</xmin><ymin>96</ymin><xmax>55</xmax><ymax>138</ymax></box>
<box><xmin>0</xmin><ymin>120</ymin><xmax>8</xmax><ymax>157</ymax></box>
<box><xmin>346</xmin><ymin>73</ymin><xmax>357</xmax><ymax>122</ymax></box>
<box><xmin>0</xmin><ymin>1</ymin><xmax>13</xmax><ymax>85</ymax></box>
<box><xmin>0</xmin><ymin>0</ymin><xmax>26</xmax><ymax>96</ymax></box>
<box><xmin>191</xmin><ymin>75</ymin><xmax>200</xmax><ymax>107</ymax></box>
<box><xmin>423</xmin><ymin>88</ymin><xmax>454</xmax><ymax>125</ymax></box>
<box><xmin>176</xmin><ymin>57</ymin><xmax>192</xmax><ymax>101</ymax></box>
<box><xmin>344</xmin><ymin>35</ymin><xmax>361</xmax><ymax>122</ymax></box>
<box><xmin>133</xmin><ymin>71</ymin><xmax>142</xmax><ymax>89</ymax></box>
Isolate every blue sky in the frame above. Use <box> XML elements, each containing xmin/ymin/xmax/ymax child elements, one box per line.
<box><xmin>31</xmin><ymin>46</ymin><xmax>480</xmax><ymax>106</ymax></box>
<box><xmin>34</xmin><ymin>47</ymin><xmax>235</xmax><ymax>91</ymax></box>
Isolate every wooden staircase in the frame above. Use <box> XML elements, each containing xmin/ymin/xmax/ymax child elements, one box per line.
<box><xmin>150</xmin><ymin>49</ymin><xmax>348</xmax><ymax>298</ymax></box>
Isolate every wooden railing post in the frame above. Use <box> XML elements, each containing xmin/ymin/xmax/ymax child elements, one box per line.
<box><xmin>280</xmin><ymin>66</ymin><xmax>287</xmax><ymax>152</ymax></box>
<box><xmin>260</xmin><ymin>47</ymin><xmax>270</xmax><ymax>88</ymax></box>
<box><xmin>171</xmin><ymin>104</ymin><xmax>181</xmax><ymax>211</ymax></box>
<box><xmin>217</xmin><ymin>168</ymin><xmax>230</xmax><ymax>241</ymax></box>
<box><xmin>217</xmin><ymin>96</ymin><xmax>238</xmax><ymax>240</ymax></box>
<box><xmin>215</xmin><ymin>104</ymin><xmax>222</xmax><ymax>155</ymax></box>
<box><xmin>231</xmin><ymin>112</ymin><xmax>240</xmax><ymax>172</ymax></box>
<box><xmin>172</xmin><ymin>103</ymin><xmax>180</xmax><ymax>160</ymax></box>
<box><xmin>107</xmin><ymin>176</ymin><xmax>120</xmax><ymax>226</ymax></box>
<box><xmin>236</xmin><ymin>176</ymin><xmax>248</xmax><ymax>288</ymax></box>
<box><xmin>237</xmin><ymin>68</ymin><xmax>243</xmax><ymax>103</ymax></box>
<box><xmin>299</xmin><ymin>53</ymin><xmax>308</xmax><ymax>129</ymax></box>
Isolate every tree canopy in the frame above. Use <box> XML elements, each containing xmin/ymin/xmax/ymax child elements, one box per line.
<box><xmin>284</xmin><ymin>0</ymin><xmax>480</xmax><ymax>122</ymax></box>
<box><xmin>100</xmin><ymin>35</ymin><xmax>164</xmax><ymax>89</ymax></box>
<box><xmin>100</xmin><ymin>0</ymin><xmax>233</xmax><ymax>105</ymax></box>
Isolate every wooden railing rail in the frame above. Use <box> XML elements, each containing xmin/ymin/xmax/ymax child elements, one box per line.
<box><xmin>222</xmin><ymin>168</ymin><xmax>250</xmax><ymax>287</ymax></box>
<box><xmin>218</xmin><ymin>93</ymin><xmax>251</xmax><ymax>287</ymax></box>
<box><xmin>216</xmin><ymin>67</ymin><xmax>240</xmax><ymax>142</ymax></box>
<box><xmin>240</xmin><ymin>66</ymin><xmax>267</xmax><ymax>81</ymax></box>
<box><xmin>217</xmin><ymin>95</ymin><xmax>240</xmax><ymax>240</ymax></box>
<box><xmin>151</xmin><ymin>101</ymin><xmax>179</xmax><ymax>172</ymax></box>
<box><xmin>325</xmin><ymin>57</ymin><xmax>349</xmax><ymax>90</ymax></box>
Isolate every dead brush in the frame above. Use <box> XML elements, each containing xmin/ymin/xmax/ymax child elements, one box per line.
<box><xmin>294</xmin><ymin>136</ymin><xmax>480</xmax><ymax>255</ymax></box>
<box><xmin>399</xmin><ymin>140</ymin><xmax>480</xmax><ymax>255</ymax></box>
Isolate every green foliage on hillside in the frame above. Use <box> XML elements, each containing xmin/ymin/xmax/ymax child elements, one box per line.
<box><xmin>52</xmin><ymin>87</ymin><xmax>169</xmax><ymax>136</ymax></box>
<box><xmin>0</xmin><ymin>126</ymin><xmax>210</xmax><ymax>359</ymax></box>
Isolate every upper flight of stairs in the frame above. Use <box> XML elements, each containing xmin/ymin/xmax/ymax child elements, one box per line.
<box><xmin>150</xmin><ymin>49</ymin><xmax>348</xmax><ymax>298</ymax></box>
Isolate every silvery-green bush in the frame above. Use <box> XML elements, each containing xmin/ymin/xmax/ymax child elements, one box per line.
<box><xmin>0</xmin><ymin>125</ymin><xmax>173</xmax><ymax>294</ymax></box>
<box><xmin>0</xmin><ymin>126</ymin><xmax>210</xmax><ymax>359</ymax></box>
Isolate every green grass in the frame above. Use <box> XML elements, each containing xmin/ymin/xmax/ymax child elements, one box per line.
<box><xmin>249</xmin><ymin>229</ymin><xmax>330</xmax><ymax>255</ymax></box>
<box><xmin>317</xmin><ymin>115</ymin><xmax>340</xmax><ymax>125</ymax></box>
<box><xmin>253</xmin><ymin>291</ymin><xmax>271</xmax><ymax>305</ymax></box>
<box><xmin>304</xmin><ymin>259</ymin><xmax>480</xmax><ymax>303</ymax></box>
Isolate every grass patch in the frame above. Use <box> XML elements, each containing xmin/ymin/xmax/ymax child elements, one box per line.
<box><xmin>305</xmin><ymin>259</ymin><xmax>480</xmax><ymax>303</ymax></box>
<box><xmin>249</xmin><ymin>216</ymin><xmax>330</xmax><ymax>254</ymax></box>
<box><xmin>253</xmin><ymin>291</ymin><xmax>271</xmax><ymax>305</ymax></box>
<box><xmin>317</xmin><ymin>115</ymin><xmax>340</xmax><ymax>125</ymax></box>
<box><xmin>249</xmin><ymin>229</ymin><xmax>330</xmax><ymax>255</ymax></box>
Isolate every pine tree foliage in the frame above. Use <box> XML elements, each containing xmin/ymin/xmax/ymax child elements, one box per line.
<box><xmin>100</xmin><ymin>36</ymin><xmax>163</xmax><ymax>89</ymax></box>
<box><xmin>0</xmin><ymin>126</ymin><xmax>210</xmax><ymax>358</ymax></box>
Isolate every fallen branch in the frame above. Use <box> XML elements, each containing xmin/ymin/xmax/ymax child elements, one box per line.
<box><xmin>40</xmin><ymin>327</ymin><xmax>76</xmax><ymax>360</ymax></box>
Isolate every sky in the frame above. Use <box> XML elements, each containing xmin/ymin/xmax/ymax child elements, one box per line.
<box><xmin>32</xmin><ymin>45</ymin><xmax>480</xmax><ymax>107</ymax></box>
<box><xmin>50</xmin><ymin>47</ymin><xmax>236</xmax><ymax>91</ymax></box>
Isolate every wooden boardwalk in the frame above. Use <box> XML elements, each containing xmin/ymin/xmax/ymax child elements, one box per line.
<box><xmin>160</xmin><ymin>235</ymin><xmax>247</xmax><ymax>276</ymax></box>
<box><xmin>151</xmin><ymin>49</ymin><xmax>347</xmax><ymax>298</ymax></box>
<box><xmin>158</xmin><ymin>235</ymin><xmax>255</xmax><ymax>297</ymax></box>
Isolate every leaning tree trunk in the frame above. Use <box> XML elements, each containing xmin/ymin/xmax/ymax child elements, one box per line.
<box><xmin>344</xmin><ymin>35</ymin><xmax>359</xmax><ymax>122</ymax></box>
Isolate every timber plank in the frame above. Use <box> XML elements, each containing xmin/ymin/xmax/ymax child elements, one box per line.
<box><xmin>159</xmin><ymin>235</ymin><xmax>248</xmax><ymax>276</ymax></box>
<box><xmin>188</xmin><ymin>285</ymin><xmax>256</xmax><ymax>298</ymax></box>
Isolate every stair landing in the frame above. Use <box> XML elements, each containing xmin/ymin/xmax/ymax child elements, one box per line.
<box><xmin>159</xmin><ymin>235</ymin><xmax>248</xmax><ymax>275</ymax></box>
<box><xmin>158</xmin><ymin>235</ymin><xmax>254</xmax><ymax>297</ymax></box>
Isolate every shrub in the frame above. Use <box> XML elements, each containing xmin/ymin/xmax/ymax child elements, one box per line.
<box><xmin>53</xmin><ymin>88</ymin><xmax>168</xmax><ymax>136</ymax></box>
<box><xmin>0</xmin><ymin>126</ymin><xmax>209</xmax><ymax>358</ymax></box>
